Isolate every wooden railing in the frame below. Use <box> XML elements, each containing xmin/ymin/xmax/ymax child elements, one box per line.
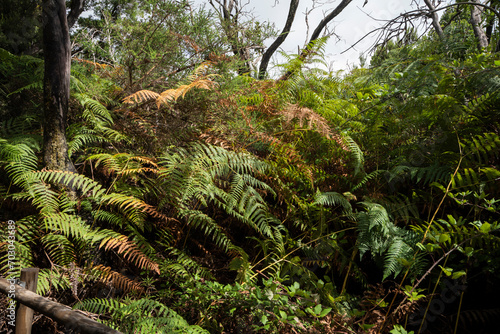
<box><xmin>0</xmin><ymin>268</ymin><xmax>122</xmax><ymax>334</ymax></box>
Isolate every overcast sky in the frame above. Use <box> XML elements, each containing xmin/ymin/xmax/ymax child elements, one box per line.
<box><xmin>191</xmin><ymin>0</ymin><xmax>424</xmax><ymax>72</ymax></box>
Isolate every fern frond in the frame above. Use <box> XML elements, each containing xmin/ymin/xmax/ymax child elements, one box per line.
<box><xmin>352</xmin><ymin>169</ymin><xmax>386</xmax><ymax>191</ymax></box>
<box><xmin>123</xmin><ymin>89</ymin><xmax>160</xmax><ymax>104</ymax></box>
<box><xmin>102</xmin><ymin>193</ymin><xmax>172</xmax><ymax>223</ymax></box>
<box><xmin>43</xmin><ymin>213</ymin><xmax>94</xmax><ymax>240</ymax></box>
<box><xmin>41</xmin><ymin>234</ymin><xmax>77</xmax><ymax>266</ymax></box>
<box><xmin>123</xmin><ymin>62</ymin><xmax>218</xmax><ymax>108</ymax></box>
<box><xmin>0</xmin><ymin>141</ymin><xmax>38</xmax><ymax>185</ymax></box>
<box><xmin>161</xmin><ymin>247</ymin><xmax>214</xmax><ymax>279</ymax></box>
<box><xmin>279</xmin><ymin>103</ymin><xmax>333</xmax><ymax>139</ymax></box>
<box><xmin>313</xmin><ymin>191</ymin><xmax>352</xmax><ymax>212</ymax></box>
<box><xmin>90</xmin><ymin>264</ymin><xmax>144</xmax><ymax>292</ymax></box>
<box><xmin>73</xmin><ymin>297</ymin><xmax>125</xmax><ymax>315</ymax></box>
<box><xmin>32</xmin><ymin>170</ymin><xmax>106</xmax><ymax>197</ymax></box>
<box><xmin>383</xmin><ymin>236</ymin><xmax>412</xmax><ymax>279</ymax></box>
<box><xmin>344</xmin><ymin>134</ymin><xmax>365</xmax><ymax>176</ymax></box>
<box><xmin>463</xmin><ymin>132</ymin><xmax>500</xmax><ymax>165</ymax></box>
<box><xmin>36</xmin><ymin>268</ymin><xmax>72</xmax><ymax>295</ymax></box>
<box><xmin>98</xmin><ymin>230</ymin><xmax>160</xmax><ymax>274</ymax></box>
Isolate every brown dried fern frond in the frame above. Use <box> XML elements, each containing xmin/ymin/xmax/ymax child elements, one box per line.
<box><xmin>91</xmin><ymin>264</ymin><xmax>144</xmax><ymax>292</ymax></box>
<box><xmin>99</xmin><ymin>235</ymin><xmax>160</xmax><ymax>274</ymax></box>
<box><xmin>199</xmin><ymin>133</ymin><xmax>232</xmax><ymax>149</ymax></box>
<box><xmin>279</xmin><ymin>103</ymin><xmax>350</xmax><ymax>151</ymax></box>
<box><xmin>123</xmin><ymin>62</ymin><xmax>218</xmax><ymax>109</ymax></box>
<box><xmin>73</xmin><ymin>57</ymin><xmax>110</xmax><ymax>70</ymax></box>
<box><xmin>103</xmin><ymin>193</ymin><xmax>176</xmax><ymax>223</ymax></box>
<box><xmin>279</xmin><ymin>104</ymin><xmax>332</xmax><ymax>139</ymax></box>
<box><xmin>118</xmin><ymin>155</ymin><xmax>159</xmax><ymax>175</ymax></box>
<box><xmin>158</xmin><ymin>88</ymin><xmax>182</xmax><ymax>106</ymax></box>
<box><xmin>123</xmin><ymin>89</ymin><xmax>160</xmax><ymax>104</ymax></box>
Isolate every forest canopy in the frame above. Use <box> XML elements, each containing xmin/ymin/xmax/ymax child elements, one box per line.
<box><xmin>0</xmin><ymin>0</ymin><xmax>499</xmax><ymax>333</ymax></box>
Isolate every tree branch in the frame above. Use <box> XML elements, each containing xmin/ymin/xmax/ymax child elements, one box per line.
<box><xmin>278</xmin><ymin>0</ymin><xmax>354</xmax><ymax>81</ymax></box>
<box><xmin>258</xmin><ymin>0</ymin><xmax>300</xmax><ymax>79</ymax></box>
<box><xmin>423</xmin><ymin>0</ymin><xmax>444</xmax><ymax>39</ymax></box>
<box><xmin>67</xmin><ymin>0</ymin><xmax>85</xmax><ymax>29</ymax></box>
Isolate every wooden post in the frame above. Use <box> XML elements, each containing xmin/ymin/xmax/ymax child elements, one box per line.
<box><xmin>0</xmin><ymin>277</ymin><xmax>122</xmax><ymax>334</ymax></box>
<box><xmin>15</xmin><ymin>268</ymin><xmax>39</xmax><ymax>334</ymax></box>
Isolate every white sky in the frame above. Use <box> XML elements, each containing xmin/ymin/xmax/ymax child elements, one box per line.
<box><xmin>191</xmin><ymin>0</ymin><xmax>422</xmax><ymax>72</ymax></box>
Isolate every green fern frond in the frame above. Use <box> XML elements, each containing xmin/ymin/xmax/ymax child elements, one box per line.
<box><xmin>75</xmin><ymin>297</ymin><xmax>210</xmax><ymax>333</ymax></box>
<box><xmin>161</xmin><ymin>247</ymin><xmax>214</xmax><ymax>279</ymax></box>
<box><xmin>451</xmin><ymin>168</ymin><xmax>480</xmax><ymax>189</ymax></box>
<box><xmin>463</xmin><ymin>132</ymin><xmax>500</xmax><ymax>165</ymax></box>
<box><xmin>313</xmin><ymin>190</ymin><xmax>352</xmax><ymax>212</ymax></box>
<box><xmin>41</xmin><ymin>234</ymin><xmax>77</xmax><ymax>266</ymax></box>
<box><xmin>158</xmin><ymin>143</ymin><xmax>276</xmax><ymax>247</ymax></box>
<box><xmin>180</xmin><ymin>209</ymin><xmax>233</xmax><ymax>251</ymax></box>
<box><xmin>73</xmin><ymin>297</ymin><xmax>125</xmax><ymax>315</ymax></box>
<box><xmin>33</xmin><ymin>170</ymin><xmax>106</xmax><ymax>197</ymax></box>
<box><xmin>36</xmin><ymin>268</ymin><xmax>72</xmax><ymax>295</ymax></box>
<box><xmin>76</xmin><ymin>94</ymin><xmax>114</xmax><ymax>126</ymax></box>
<box><xmin>0</xmin><ymin>141</ymin><xmax>38</xmax><ymax>185</ymax></box>
<box><xmin>67</xmin><ymin>126</ymin><xmax>107</xmax><ymax>156</ymax></box>
<box><xmin>352</xmin><ymin>169</ymin><xmax>386</xmax><ymax>191</ymax></box>
<box><xmin>383</xmin><ymin>236</ymin><xmax>415</xmax><ymax>280</ymax></box>
<box><xmin>344</xmin><ymin>134</ymin><xmax>365</xmax><ymax>177</ymax></box>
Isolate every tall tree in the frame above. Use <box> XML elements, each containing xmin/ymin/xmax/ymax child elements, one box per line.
<box><xmin>423</xmin><ymin>0</ymin><xmax>445</xmax><ymax>40</ymax></box>
<box><xmin>470</xmin><ymin>0</ymin><xmax>489</xmax><ymax>50</ymax></box>
<box><xmin>422</xmin><ymin>1</ymin><xmax>500</xmax><ymax>51</ymax></box>
<box><xmin>42</xmin><ymin>0</ymin><xmax>83</xmax><ymax>171</ymax></box>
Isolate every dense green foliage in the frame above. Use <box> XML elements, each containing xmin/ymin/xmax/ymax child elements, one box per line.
<box><xmin>1</xmin><ymin>0</ymin><xmax>499</xmax><ymax>333</ymax></box>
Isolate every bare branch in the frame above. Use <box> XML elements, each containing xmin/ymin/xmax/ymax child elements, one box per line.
<box><xmin>278</xmin><ymin>0</ymin><xmax>354</xmax><ymax>81</ymax></box>
<box><xmin>342</xmin><ymin>1</ymin><xmax>500</xmax><ymax>58</ymax></box>
<box><xmin>423</xmin><ymin>0</ymin><xmax>444</xmax><ymax>39</ymax></box>
<box><xmin>67</xmin><ymin>0</ymin><xmax>85</xmax><ymax>29</ymax></box>
<box><xmin>259</xmin><ymin>0</ymin><xmax>300</xmax><ymax>79</ymax></box>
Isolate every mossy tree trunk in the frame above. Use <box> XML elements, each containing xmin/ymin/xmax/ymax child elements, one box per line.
<box><xmin>42</xmin><ymin>0</ymin><xmax>76</xmax><ymax>172</ymax></box>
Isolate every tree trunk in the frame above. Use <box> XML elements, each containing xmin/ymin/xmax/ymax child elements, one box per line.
<box><xmin>470</xmin><ymin>0</ymin><xmax>489</xmax><ymax>50</ymax></box>
<box><xmin>218</xmin><ymin>0</ymin><xmax>251</xmax><ymax>75</ymax></box>
<box><xmin>67</xmin><ymin>0</ymin><xmax>85</xmax><ymax>29</ymax></box>
<box><xmin>484</xmin><ymin>0</ymin><xmax>496</xmax><ymax>43</ymax></box>
<box><xmin>42</xmin><ymin>0</ymin><xmax>76</xmax><ymax>172</ymax></box>
<box><xmin>258</xmin><ymin>0</ymin><xmax>300</xmax><ymax>79</ymax></box>
<box><xmin>278</xmin><ymin>0</ymin><xmax>353</xmax><ymax>81</ymax></box>
<box><xmin>423</xmin><ymin>0</ymin><xmax>445</xmax><ymax>40</ymax></box>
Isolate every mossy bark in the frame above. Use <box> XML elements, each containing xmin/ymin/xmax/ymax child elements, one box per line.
<box><xmin>42</xmin><ymin>0</ymin><xmax>75</xmax><ymax>172</ymax></box>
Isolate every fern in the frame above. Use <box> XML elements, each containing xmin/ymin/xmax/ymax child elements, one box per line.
<box><xmin>313</xmin><ymin>190</ymin><xmax>352</xmax><ymax>212</ymax></box>
<box><xmin>74</xmin><ymin>297</ymin><xmax>210</xmax><ymax>333</ymax></box>
<box><xmin>97</xmin><ymin>229</ymin><xmax>160</xmax><ymax>274</ymax></box>
<box><xmin>356</xmin><ymin>202</ymin><xmax>422</xmax><ymax>279</ymax></box>
<box><xmin>158</xmin><ymin>143</ymin><xmax>277</xmax><ymax>245</ymax></box>
<box><xmin>123</xmin><ymin>62</ymin><xmax>218</xmax><ymax>108</ymax></box>
<box><xmin>344</xmin><ymin>134</ymin><xmax>365</xmax><ymax>177</ymax></box>
<box><xmin>89</xmin><ymin>265</ymin><xmax>144</xmax><ymax>292</ymax></box>
<box><xmin>462</xmin><ymin>132</ymin><xmax>500</xmax><ymax>165</ymax></box>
